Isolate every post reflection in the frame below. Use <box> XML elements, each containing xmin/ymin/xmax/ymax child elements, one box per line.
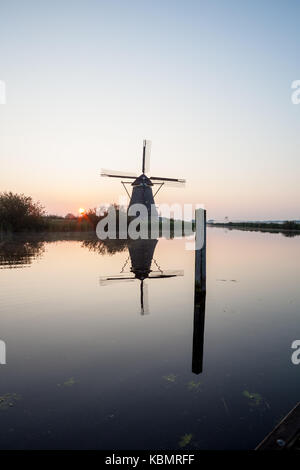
<box><xmin>192</xmin><ymin>210</ymin><xmax>207</xmax><ymax>374</ymax></box>
<box><xmin>192</xmin><ymin>291</ymin><xmax>206</xmax><ymax>374</ymax></box>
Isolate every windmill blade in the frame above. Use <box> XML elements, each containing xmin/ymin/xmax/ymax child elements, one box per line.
<box><xmin>142</xmin><ymin>140</ymin><xmax>151</xmax><ymax>174</ymax></box>
<box><xmin>148</xmin><ymin>269</ymin><xmax>184</xmax><ymax>278</ymax></box>
<box><xmin>157</xmin><ymin>180</ymin><xmax>186</xmax><ymax>188</ymax></box>
<box><xmin>148</xmin><ymin>274</ymin><xmax>182</xmax><ymax>279</ymax></box>
<box><xmin>100</xmin><ymin>274</ymin><xmax>135</xmax><ymax>286</ymax></box>
<box><xmin>150</xmin><ymin>176</ymin><xmax>186</xmax><ymax>187</ymax></box>
<box><xmin>150</xmin><ymin>176</ymin><xmax>186</xmax><ymax>183</ymax></box>
<box><xmin>101</xmin><ymin>169</ymin><xmax>137</xmax><ymax>179</ymax></box>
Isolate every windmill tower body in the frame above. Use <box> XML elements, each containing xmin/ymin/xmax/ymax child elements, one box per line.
<box><xmin>129</xmin><ymin>175</ymin><xmax>158</xmax><ymax>217</ymax></box>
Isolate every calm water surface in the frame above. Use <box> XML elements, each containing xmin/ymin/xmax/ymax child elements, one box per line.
<box><xmin>0</xmin><ymin>228</ymin><xmax>299</xmax><ymax>449</ymax></box>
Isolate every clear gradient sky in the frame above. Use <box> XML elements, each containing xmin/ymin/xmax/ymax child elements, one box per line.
<box><xmin>0</xmin><ymin>0</ymin><xmax>300</xmax><ymax>220</ymax></box>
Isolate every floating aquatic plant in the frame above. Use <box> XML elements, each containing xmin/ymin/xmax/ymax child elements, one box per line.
<box><xmin>58</xmin><ymin>377</ymin><xmax>77</xmax><ymax>387</ymax></box>
<box><xmin>243</xmin><ymin>390</ymin><xmax>263</xmax><ymax>406</ymax></box>
<box><xmin>0</xmin><ymin>393</ymin><xmax>21</xmax><ymax>410</ymax></box>
<box><xmin>178</xmin><ymin>433</ymin><xmax>193</xmax><ymax>448</ymax></box>
<box><xmin>163</xmin><ymin>374</ymin><xmax>177</xmax><ymax>383</ymax></box>
<box><xmin>187</xmin><ymin>380</ymin><xmax>201</xmax><ymax>391</ymax></box>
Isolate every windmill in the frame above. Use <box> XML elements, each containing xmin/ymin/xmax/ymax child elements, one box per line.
<box><xmin>100</xmin><ymin>239</ymin><xmax>183</xmax><ymax>315</ymax></box>
<box><xmin>101</xmin><ymin>140</ymin><xmax>185</xmax><ymax>216</ymax></box>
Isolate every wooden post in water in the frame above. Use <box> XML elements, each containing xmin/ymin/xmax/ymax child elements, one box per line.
<box><xmin>194</xmin><ymin>208</ymin><xmax>206</xmax><ymax>293</ymax></box>
<box><xmin>192</xmin><ymin>208</ymin><xmax>207</xmax><ymax>375</ymax></box>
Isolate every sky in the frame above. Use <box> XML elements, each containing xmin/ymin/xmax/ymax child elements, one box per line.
<box><xmin>0</xmin><ymin>0</ymin><xmax>300</xmax><ymax>220</ymax></box>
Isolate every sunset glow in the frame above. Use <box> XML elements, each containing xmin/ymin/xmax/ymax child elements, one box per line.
<box><xmin>1</xmin><ymin>2</ymin><xmax>300</xmax><ymax>221</ymax></box>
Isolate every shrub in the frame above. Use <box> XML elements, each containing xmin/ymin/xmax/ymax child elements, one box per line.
<box><xmin>0</xmin><ymin>192</ymin><xmax>46</xmax><ymax>232</ymax></box>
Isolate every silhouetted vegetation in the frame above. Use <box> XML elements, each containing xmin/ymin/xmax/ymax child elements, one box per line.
<box><xmin>45</xmin><ymin>206</ymin><xmax>116</xmax><ymax>232</ymax></box>
<box><xmin>0</xmin><ymin>192</ymin><xmax>46</xmax><ymax>232</ymax></box>
<box><xmin>0</xmin><ymin>194</ymin><xmax>192</xmax><ymax>236</ymax></box>
<box><xmin>209</xmin><ymin>221</ymin><xmax>300</xmax><ymax>237</ymax></box>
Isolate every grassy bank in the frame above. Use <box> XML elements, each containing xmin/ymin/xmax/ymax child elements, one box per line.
<box><xmin>2</xmin><ymin>214</ymin><xmax>195</xmax><ymax>235</ymax></box>
<box><xmin>45</xmin><ymin>217</ymin><xmax>95</xmax><ymax>232</ymax></box>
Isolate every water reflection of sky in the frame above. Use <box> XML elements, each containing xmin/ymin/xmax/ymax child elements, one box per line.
<box><xmin>0</xmin><ymin>229</ymin><xmax>299</xmax><ymax>449</ymax></box>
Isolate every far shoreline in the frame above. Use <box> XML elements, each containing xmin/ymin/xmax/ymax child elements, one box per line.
<box><xmin>207</xmin><ymin>222</ymin><xmax>300</xmax><ymax>236</ymax></box>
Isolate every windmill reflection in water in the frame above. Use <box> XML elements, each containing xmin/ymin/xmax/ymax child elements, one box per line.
<box><xmin>100</xmin><ymin>238</ymin><xmax>183</xmax><ymax>315</ymax></box>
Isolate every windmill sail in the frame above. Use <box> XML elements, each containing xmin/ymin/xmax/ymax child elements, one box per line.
<box><xmin>100</xmin><ymin>273</ymin><xmax>135</xmax><ymax>285</ymax></box>
<box><xmin>148</xmin><ymin>269</ymin><xmax>184</xmax><ymax>278</ymax></box>
<box><xmin>150</xmin><ymin>176</ymin><xmax>185</xmax><ymax>183</ymax></box>
<box><xmin>101</xmin><ymin>169</ymin><xmax>137</xmax><ymax>179</ymax></box>
<box><xmin>142</xmin><ymin>140</ymin><xmax>151</xmax><ymax>174</ymax></box>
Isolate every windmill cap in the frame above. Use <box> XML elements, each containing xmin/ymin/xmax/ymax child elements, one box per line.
<box><xmin>132</xmin><ymin>174</ymin><xmax>153</xmax><ymax>186</ymax></box>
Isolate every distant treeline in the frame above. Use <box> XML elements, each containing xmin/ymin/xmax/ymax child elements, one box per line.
<box><xmin>0</xmin><ymin>191</ymin><xmax>106</xmax><ymax>233</ymax></box>
<box><xmin>0</xmin><ymin>192</ymin><xmax>193</xmax><ymax>235</ymax></box>
<box><xmin>210</xmin><ymin>221</ymin><xmax>300</xmax><ymax>230</ymax></box>
<box><xmin>45</xmin><ymin>211</ymin><xmax>103</xmax><ymax>232</ymax></box>
<box><xmin>208</xmin><ymin>221</ymin><xmax>300</xmax><ymax>237</ymax></box>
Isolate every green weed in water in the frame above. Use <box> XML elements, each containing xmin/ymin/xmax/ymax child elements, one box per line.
<box><xmin>178</xmin><ymin>434</ymin><xmax>193</xmax><ymax>448</ymax></box>
<box><xmin>163</xmin><ymin>374</ymin><xmax>177</xmax><ymax>383</ymax></box>
<box><xmin>187</xmin><ymin>380</ymin><xmax>201</xmax><ymax>392</ymax></box>
<box><xmin>243</xmin><ymin>390</ymin><xmax>263</xmax><ymax>406</ymax></box>
<box><xmin>0</xmin><ymin>393</ymin><xmax>21</xmax><ymax>410</ymax></box>
<box><xmin>58</xmin><ymin>377</ymin><xmax>77</xmax><ymax>387</ymax></box>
